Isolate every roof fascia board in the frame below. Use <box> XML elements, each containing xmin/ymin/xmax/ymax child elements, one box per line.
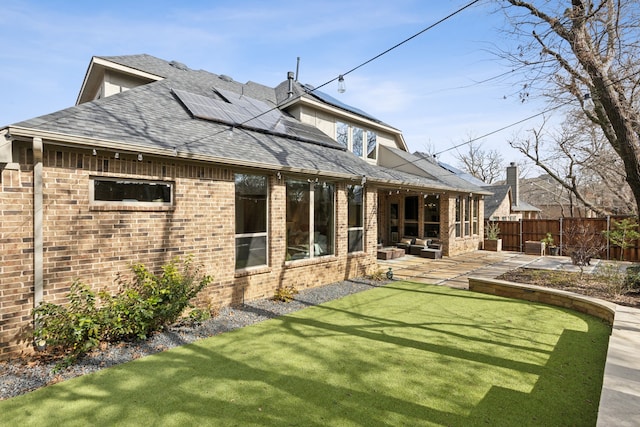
<box><xmin>4</xmin><ymin>126</ymin><xmax>364</xmax><ymax>181</ymax></box>
<box><xmin>283</xmin><ymin>95</ymin><xmax>404</xmax><ymax>137</ymax></box>
<box><xmin>4</xmin><ymin>127</ymin><xmax>465</xmax><ymax>191</ymax></box>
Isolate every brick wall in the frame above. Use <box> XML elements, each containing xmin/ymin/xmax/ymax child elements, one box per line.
<box><xmin>0</xmin><ymin>147</ymin><xmax>378</xmax><ymax>360</ymax></box>
<box><xmin>0</xmin><ymin>163</ymin><xmax>35</xmax><ymax>359</ymax></box>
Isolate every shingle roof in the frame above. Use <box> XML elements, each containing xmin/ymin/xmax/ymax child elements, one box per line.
<box><xmin>383</xmin><ymin>147</ymin><xmax>489</xmax><ymax>193</ymax></box>
<box><xmin>483</xmin><ymin>185</ymin><xmax>510</xmax><ymax>217</ymax></box>
<box><xmin>9</xmin><ymin>54</ymin><xmax>487</xmax><ymax>191</ymax></box>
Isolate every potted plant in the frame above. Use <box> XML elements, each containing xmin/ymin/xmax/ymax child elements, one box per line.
<box><xmin>483</xmin><ymin>222</ymin><xmax>502</xmax><ymax>251</ymax></box>
<box><xmin>541</xmin><ymin>233</ymin><xmax>559</xmax><ymax>256</ymax></box>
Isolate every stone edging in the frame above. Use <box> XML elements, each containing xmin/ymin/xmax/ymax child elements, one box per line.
<box><xmin>467</xmin><ymin>277</ymin><xmax>639</xmax><ymax>427</ymax></box>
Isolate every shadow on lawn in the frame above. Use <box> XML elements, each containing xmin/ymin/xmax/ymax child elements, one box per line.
<box><xmin>1</xmin><ymin>284</ymin><xmax>609</xmax><ymax>426</ymax></box>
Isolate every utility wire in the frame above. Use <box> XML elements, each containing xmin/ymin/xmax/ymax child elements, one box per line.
<box><xmin>174</xmin><ymin>0</ymin><xmax>483</xmax><ymax>150</ymax></box>
<box><xmin>312</xmin><ymin>0</ymin><xmax>483</xmax><ymax>92</ymax></box>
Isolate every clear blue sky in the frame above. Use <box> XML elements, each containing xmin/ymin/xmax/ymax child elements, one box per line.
<box><xmin>1</xmin><ymin>0</ymin><xmax>549</xmax><ymax>167</ymax></box>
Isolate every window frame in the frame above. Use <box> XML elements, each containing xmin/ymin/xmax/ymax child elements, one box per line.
<box><xmin>234</xmin><ymin>173</ymin><xmax>269</xmax><ymax>270</ymax></box>
<box><xmin>455</xmin><ymin>196</ymin><xmax>462</xmax><ymax>238</ymax></box>
<box><xmin>90</xmin><ymin>176</ymin><xmax>174</xmax><ymax>207</ymax></box>
<box><xmin>464</xmin><ymin>195</ymin><xmax>471</xmax><ymax>236</ymax></box>
<box><xmin>404</xmin><ymin>195</ymin><xmax>419</xmax><ymax>237</ymax></box>
<box><xmin>286</xmin><ymin>178</ymin><xmax>336</xmax><ymax>261</ymax></box>
<box><xmin>423</xmin><ymin>195</ymin><xmax>440</xmax><ymax>239</ymax></box>
<box><xmin>335</xmin><ymin>121</ymin><xmax>377</xmax><ymax>161</ymax></box>
<box><xmin>347</xmin><ymin>184</ymin><xmax>365</xmax><ymax>253</ymax></box>
<box><xmin>472</xmin><ymin>196</ymin><xmax>480</xmax><ymax>235</ymax></box>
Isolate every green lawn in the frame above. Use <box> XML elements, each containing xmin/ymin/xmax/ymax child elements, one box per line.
<box><xmin>1</xmin><ymin>281</ymin><xmax>610</xmax><ymax>426</ymax></box>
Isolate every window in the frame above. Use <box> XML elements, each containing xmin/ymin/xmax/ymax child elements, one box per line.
<box><xmin>92</xmin><ymin>177</ymin><xmax>172</xmax><ymax>206</ymax></box>
<box><xmin>347</xmin><ymin>185</ymin><xmax>364</xmax><ymax>252</ymax></box>
<box><xmin>423</xmin><ymin>195</ymin><xmax>440</xmax><ymax>238</ymax></box>
<box><xmin>352</xmin><ymin>127</ymin><xmax>363</xmax><ymax>158</ymax></box>
<box><xmin>404</xmin><ymin>196</ymin><xmax>419</xmax><ymax>236</ymax></box>
<box><xmin>367</xmin><ymin>131</ymin><xmax>377</xmax><ymax>160</ymax></box>
<box><xmin>336</xmin><ymin>121</ymin><xmax>349</xmax><ymax>148</ymax></box>
<box><xmin>464</xmin><ymin>195</ymin><xmax>471</xmax><ymax>236</ymax></box>
<box><xmin>472</xmin><ymin>197</ymin><xmax>479</xmax><ymax>235</ymax></box>
<box><xmin>455</xmin><ymin>196</ymin><xmax>461</xmax><ymax>237</ymax></box>
<box><xmin>235</xmin><ymin>174</ymin><xmax>268</xmax><ymax>269</ymax></box>
<box><xmin>286</xmin><ymin>179</ymin><xmax>335</xmax><ymax>260</ymax></box>
<box><xmin>335</xmin><ymin>122</ymin><xmax>377</xmax><ymax>161</ymax></box>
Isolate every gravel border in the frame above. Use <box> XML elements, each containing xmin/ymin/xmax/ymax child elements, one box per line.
<box><xmin>0</xmin><ymin>278</ymin><xmax>389</xmax><ymax>400</ymax></box>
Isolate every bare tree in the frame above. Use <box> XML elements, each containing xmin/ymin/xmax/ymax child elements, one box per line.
<box><xmin>499</xmin><ymin>0</ymin><xmax>640</xmax><ymax>214</ymax></box>
<box><xmin>454</xmin><ymin>140</ymin><xmax>504</xmax><ymax>183</ymax></box>
<box><xmin>510</xmin><ymin>112</ymin><xmax>636</xmax><ymax>215</ymax></box>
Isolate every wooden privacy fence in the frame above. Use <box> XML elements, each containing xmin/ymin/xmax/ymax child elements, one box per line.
<box><xmin>489</xmin><ymin>216</ymin><xmax>640</xmax><ymax>262</ymax></box>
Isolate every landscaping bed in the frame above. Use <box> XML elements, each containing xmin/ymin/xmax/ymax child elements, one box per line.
<box><xmin>497</xmin><ymin>265</ymin><xmax>640</xmax><ymax>308</ymax></box>
<box><xmin>0</xmin><ymin>278</ymin><xmax>387</xmax><ymax>400</ymax></box>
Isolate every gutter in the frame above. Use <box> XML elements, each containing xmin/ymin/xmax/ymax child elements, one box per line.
<box><xmin>5</xmin><ymin>126</ymin><xmax>483</xmax><ymax>195</ymax></box>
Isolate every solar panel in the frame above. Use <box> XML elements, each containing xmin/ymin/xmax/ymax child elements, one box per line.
<box><xmin>172</xmin><ymin>87</ymin><xmax>344</xmax><ymax>149</ymax></box>
<box><xmin>173</xmin><ymin>88</ymin><xmax>288</xmax><ymax>135</ymax></box>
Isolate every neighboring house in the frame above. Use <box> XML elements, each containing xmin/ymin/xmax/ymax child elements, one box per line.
<box><xmin>0</xmin><ymin>54</ymin><xmax>486</xmax><ymax>358</ymax></box>
<box><xmin>484</xmin><ymin>163</ymin><xmax>540</xmax><ymax>221</ymax></box>
<box><xmin>518</xmin><ymin>174</ymin><xmax>636</xmax><ymax>218</ymax></box>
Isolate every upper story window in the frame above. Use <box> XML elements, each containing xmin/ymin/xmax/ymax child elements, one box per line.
<box><xmin>91</xmin><ymin>177</ymin><xmax>173</xmax><ymax>207</ymax></box>
<box><xmin>336</xmin><ymin>121</ymin><xmax>377</xmax><ymax>161</ymax></box>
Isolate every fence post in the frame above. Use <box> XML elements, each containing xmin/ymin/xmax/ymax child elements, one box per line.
<box><xmin>559</xmin><ymin>217</ymin><xmax>563</xmax><ymax>256</ymax></box>
<box><xmin>519</xmin><ymin>218</ymin><xmax>523</xmax><ymax>253</ymax></box>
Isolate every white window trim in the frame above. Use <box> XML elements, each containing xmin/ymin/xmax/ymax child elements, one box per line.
<box><xmin>335</xmin><ymin>121</ymin><xmax>377</xmax><ymax>162</ymax></box>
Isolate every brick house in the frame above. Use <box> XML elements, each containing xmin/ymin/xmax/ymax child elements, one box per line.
<box><xmin>484</xmin><ymin>163</ymin><xmax>540</xmax><ymax>221</ymax></box>
<box><xmin>0</xmin><ymin>54</ymin><xmax>488</xmax><ymax>358</ymax></box>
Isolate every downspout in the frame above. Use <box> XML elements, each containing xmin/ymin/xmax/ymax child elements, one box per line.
<box><xmin>33</xmin><ymin>137</ymin><xmax>43</xmax><ymax>309</ymax></box>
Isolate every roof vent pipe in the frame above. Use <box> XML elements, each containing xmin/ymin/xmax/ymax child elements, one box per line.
<box><xmin>295</xmin><ymin>57</ymin><xmax>300</xmax><ymax>81</ymax></box>
<box><xmin>287</xmin><ymin>71</ymin><xmax>295</xmax><ymax>98</ymax></box>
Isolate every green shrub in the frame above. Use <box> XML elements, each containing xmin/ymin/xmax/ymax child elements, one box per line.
<box><xmin>33</xmin><ymin>256</ymin><xmax>212</xmax><ymax>366</ymax></box>
<box><xmin>33</xmin><ymin>281</ymin><xmax>102</xmax><ymax>360</ymax></box>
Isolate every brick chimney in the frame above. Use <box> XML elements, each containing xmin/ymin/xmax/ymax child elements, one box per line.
<box><xmin>506</xmin><ymin>162</ymin><xmax>519</xmax><ymax>207</ymax></box>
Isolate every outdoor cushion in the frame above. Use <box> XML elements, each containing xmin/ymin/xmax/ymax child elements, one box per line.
<box><xmin>400</xmin><ymin>237</ymin><xmax>413</xmax><ymax>245</ymax></box>
<box><xmin>414</xmin><ymin>238</ymin><xmax>427</xmax><ymax>247</ymax></box>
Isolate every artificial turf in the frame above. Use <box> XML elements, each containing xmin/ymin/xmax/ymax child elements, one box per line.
<box><xmin>0</xmin><ymin>281</ymin><xmax>611</xmax><ymax>426</ymax></box>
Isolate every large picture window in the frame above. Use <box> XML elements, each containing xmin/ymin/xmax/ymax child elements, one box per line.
<box><xmin>92</xmin><ymin>177</ymin><xmax>173</xmax><ymax>206</ymax></box>
<box><xmin>286</xmin><ymin>179</ymin><xmax>335</xmax><ymax>260</ymax></box>
<box><xmin>235</xmin><ymin>174</ymin><xmax>268</xmax><ymax>269</ymax></box>
<box><xmin>347</xmin><ymin>185</ymin><xmax>364</xmax><ymax>253</ymax></box>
